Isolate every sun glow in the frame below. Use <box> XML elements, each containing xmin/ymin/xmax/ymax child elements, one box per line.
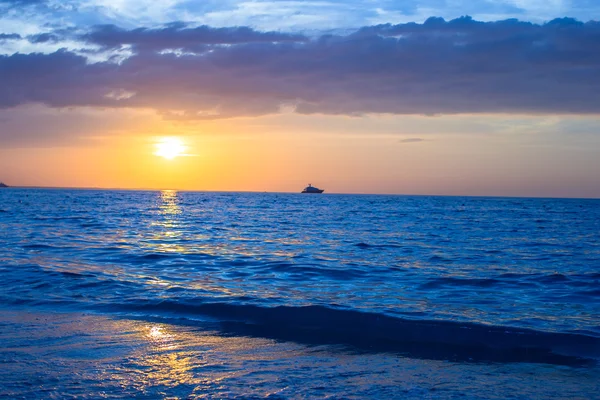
<box><xmin>155</xmin><ymin>137</ymin><xmax>185</xmax><ymax>160</ymax></box>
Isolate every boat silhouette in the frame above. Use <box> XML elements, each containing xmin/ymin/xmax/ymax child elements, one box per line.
<box><xmin>301</xmin><ymin>184</ymin><xmax>324</xmax><ymax>193</ymax></box>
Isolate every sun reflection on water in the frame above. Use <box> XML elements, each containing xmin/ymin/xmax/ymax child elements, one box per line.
<box><xmin>127</xmin><ymin>323</ymin><xmax>198</xmax><ymax>392</ymax></box>
<box><xmin>147</xmin><ymin>325</ymin><xmax>174</xmax><ymax>343</ymax></box>
<box><xmin>146</xmin><ymin>190</ymin><xmax>187</xmax><ymax>254</ymax></box>
<box><xmin>159</xmin><ymin>190</ymin><xmax>181</xmax><ymax>216</ymax></box>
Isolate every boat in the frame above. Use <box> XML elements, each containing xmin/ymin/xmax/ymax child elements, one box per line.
<box><xmin>0</xmin><ymin>182</ymin><xmax>8</xmax><ymax>188</ymax></box>
<box><xmin>301</xmin><ymin>184</ymin><xmax>324</xmax><ymax>194</ymax></box>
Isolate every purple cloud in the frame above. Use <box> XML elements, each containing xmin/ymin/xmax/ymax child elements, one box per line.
<box><xmin>1</xmin><ymin>17</ymin><xmax>600</xmax><ymax>119</ymax></box>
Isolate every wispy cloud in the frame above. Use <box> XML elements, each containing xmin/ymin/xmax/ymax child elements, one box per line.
<box><xmin>399</xmin><ymin>138</ymin><xmax>425</xmax><ymax>143</ymax></box>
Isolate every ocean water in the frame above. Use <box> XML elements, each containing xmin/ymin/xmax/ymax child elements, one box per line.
<box><xmin>0</xmin><ymin>188</ymin><xmax>599</xmax><ymax>399</ymax></box>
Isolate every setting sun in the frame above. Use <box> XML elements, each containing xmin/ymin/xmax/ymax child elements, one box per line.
<box><xmin>155</xmin><ymin>137</ymin><xmax>185</xmax><ymax>160</ymax></box>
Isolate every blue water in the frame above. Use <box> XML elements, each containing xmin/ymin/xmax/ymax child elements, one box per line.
<box><xmin>1</xmin><ymin>188</ymin><xmax>599</xmax><ymax>398</ymax></box>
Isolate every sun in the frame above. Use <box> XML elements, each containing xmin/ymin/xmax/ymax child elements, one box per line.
<box><xmin>155</xmin><ymin>137</ymin><xmax>185</xmax><ymax>160</ymax></box>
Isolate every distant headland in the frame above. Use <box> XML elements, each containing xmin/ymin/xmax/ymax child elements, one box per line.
<box><xmin>0</xmin><ymin>182</ymin><xmax>8</xmax><ymax>188</ymax></box>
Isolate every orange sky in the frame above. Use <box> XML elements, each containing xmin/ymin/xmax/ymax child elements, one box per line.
<box><xmin>2</xmin><ymin>106</ymin><xmax>599</xmax><ymax>197</ymax></box>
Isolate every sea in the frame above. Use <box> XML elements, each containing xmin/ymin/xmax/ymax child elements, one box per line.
<box><xmin>0</xmin><ymin>188</ymin><xmax>599</xmax><ymax>399</ymax></box>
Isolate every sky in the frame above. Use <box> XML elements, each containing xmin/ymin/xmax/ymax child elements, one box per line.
<box><xmin>1</xmin><ymin>0</ymin><xmax>599</xmax><ymax>197</ymax></box>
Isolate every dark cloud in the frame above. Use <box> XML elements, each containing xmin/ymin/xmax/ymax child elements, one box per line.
<box><xmin>0</xmin><ymin>33</ymin><xmax>21</xmax><ymax>40</ymax></box>
<box><xmin>1</xmin><ymin>17</ymin><xmax>600</xmax><ymax>119</ymax></box>
<box><xmin>27</xmin><ymin>32</ymin><xmax>61</xmax><ymax>43</ymax></box>
<box><xmin>82</xmin><ymin>24</ymin><xmax>308</xmax><ymax>52</ymax></box>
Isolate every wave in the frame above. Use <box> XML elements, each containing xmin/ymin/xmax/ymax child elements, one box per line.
<box><xmin>109</xmin><ymin>301</ymin><xmax>599</xmax><ymax>366</ymax></box>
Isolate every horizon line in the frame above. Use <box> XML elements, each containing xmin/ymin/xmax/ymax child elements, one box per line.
<box><xmin>2</xmin><ymin>185</ymin><xmax>599</xmax><ymax>201</ymax></box>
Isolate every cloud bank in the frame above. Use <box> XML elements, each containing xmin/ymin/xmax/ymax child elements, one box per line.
<box><xmin>82</xmin><ymin>24</ymin><xmax>308</xmax><ymax>52</ymax></box>
<box><xmin>1</xmin><ymin>17</ymin><xmax>600</xmax><ymax>119</ymax></box>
